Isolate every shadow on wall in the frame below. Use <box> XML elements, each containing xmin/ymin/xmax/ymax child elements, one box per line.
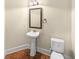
<box><xmin>70</xmin><ymin>50</ymin><xmax>75</xmax><ymax>59</ymax></box>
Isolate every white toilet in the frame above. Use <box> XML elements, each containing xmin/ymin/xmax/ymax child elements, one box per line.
<box><xmin>50</xmin><ymin>38</ymin><xmax>64</xmax><ymax>59</ymax></box>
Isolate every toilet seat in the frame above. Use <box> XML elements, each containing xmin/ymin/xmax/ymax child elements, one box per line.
<box><xmin>50</xmin><ymin>51</ymin><xmax>64</xmax><ymax>59</ymax></box>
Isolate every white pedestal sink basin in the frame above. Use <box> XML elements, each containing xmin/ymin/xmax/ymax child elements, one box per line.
<box><xmin>26</xmin><ymin>31</ymin><xmax>39</xmax><ymax>56</ymax></box>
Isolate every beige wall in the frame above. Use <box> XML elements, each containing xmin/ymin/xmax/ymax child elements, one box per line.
<box><xmin>5</xmin><ymin>0</ymin><xmax>74</xmax><ymax>58</ymax></box>
<box><xmin>5</xmin><ymin>0</ymin><xmax>30</xmax><ymax>49</ymax></box>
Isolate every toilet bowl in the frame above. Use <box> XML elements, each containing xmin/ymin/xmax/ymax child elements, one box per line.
<box><xmin>50</xmin><ymin>51</ymin><xmax>64</xmax><ymax>59</ymax></box>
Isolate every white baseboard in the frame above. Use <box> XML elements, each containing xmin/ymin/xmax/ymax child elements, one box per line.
<box><xmin>64</xmin><ymin>55</ymin><xmax>72</xmax><ymax>59</ymax></box>
<box><xmin>5</xmin><ymin>44</ymin><xmax>30</xmax><ymax>55</ymax></box>
<box><xmin>5</xmin><ymin>44</ymin><xmax>50</xmax><ymax>56</ymax></box>
<box><xmin>37</xmin><ymin>47</ymin><xmax>50</xmax><ymax>56</ymax></box>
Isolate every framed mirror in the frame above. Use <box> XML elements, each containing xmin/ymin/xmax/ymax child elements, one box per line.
<box><xmin>29</xmin><ymin>8</ymin><xmax>42</xmax><ymax>29</ymax></box>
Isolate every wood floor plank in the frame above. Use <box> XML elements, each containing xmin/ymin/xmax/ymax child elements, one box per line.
<box><xmin>5</xmin><ymin>49</ymin><xmax>50</xmax><ymax>59</ymax></box>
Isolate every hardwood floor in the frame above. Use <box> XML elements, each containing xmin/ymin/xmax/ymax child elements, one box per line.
<box><xmin>5</xmin><ymin>49</ymin><xmax>50</xmax><ymax>59</ymax></box>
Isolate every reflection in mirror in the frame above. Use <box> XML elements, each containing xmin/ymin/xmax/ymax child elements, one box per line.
<box><xmin>29</xmin><ymin>8</ymin><xmax>42</xmax><ymax>29</ymax></box>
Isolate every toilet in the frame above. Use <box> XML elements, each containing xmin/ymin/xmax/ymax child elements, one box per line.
<box><xmin>50</xmin><ymin>38</ymin><xmax>64</xmax><ymax>59</ymax></box>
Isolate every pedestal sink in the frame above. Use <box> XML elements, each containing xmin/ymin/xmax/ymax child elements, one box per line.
<box><xmin>26</xmin><ymin>31</ymin><xmax>39</xmax><ymax>56</ymax></box>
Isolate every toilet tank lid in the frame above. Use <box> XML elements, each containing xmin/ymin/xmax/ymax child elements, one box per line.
<box><xmin>51</xmin><ymin>38</ymin><xmax>64</xmax><ymax>43</ymax></box>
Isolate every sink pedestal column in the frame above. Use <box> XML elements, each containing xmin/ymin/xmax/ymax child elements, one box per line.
<box><xmin>30</xmin><ymin>38</ymin><xmax>37</xmax><ymax>56</ymax></box>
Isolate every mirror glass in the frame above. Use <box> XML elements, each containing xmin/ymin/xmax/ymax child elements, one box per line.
<box><xmin>29</xmin><ymin>8</ymin><xmax>42</xmax><ymax>29</ymax></box>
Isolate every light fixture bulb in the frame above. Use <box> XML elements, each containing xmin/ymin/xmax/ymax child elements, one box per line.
<box><xmin>30</xmin><ymin>0</ymin><xmax>39</xmax><ymax>6</ymax></box>
<box><xmin>34</xmin><ymin>1</ymin><xmax>39</xmax><ymax>5</ymax></box>
<box><xmin>30</xmin><ymin>2</ymin><xmax>34</xmax><ymax>6</ymax></box>
<box><xmin>33</xmin><ymin>1</ymin><xmax>37</xmax><ymax>5</ymax></box>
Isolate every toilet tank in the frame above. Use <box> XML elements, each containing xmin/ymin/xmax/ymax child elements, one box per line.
<box><xmin>51</xmin><ymin>38</ymin><xmax>64</xmax><ymax>53</ymax></box>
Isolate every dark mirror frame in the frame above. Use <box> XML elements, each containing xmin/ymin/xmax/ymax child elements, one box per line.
<box><xmin>29</xmin><ymin>8</ymin><xmax>42</xmax><ymax>29</ymax></box>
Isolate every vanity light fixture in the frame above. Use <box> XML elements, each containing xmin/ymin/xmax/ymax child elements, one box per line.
<box><xmin>30</xmin><ymin>0</ymin><xmax>39</xmax><ymax>6</ymax></box>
